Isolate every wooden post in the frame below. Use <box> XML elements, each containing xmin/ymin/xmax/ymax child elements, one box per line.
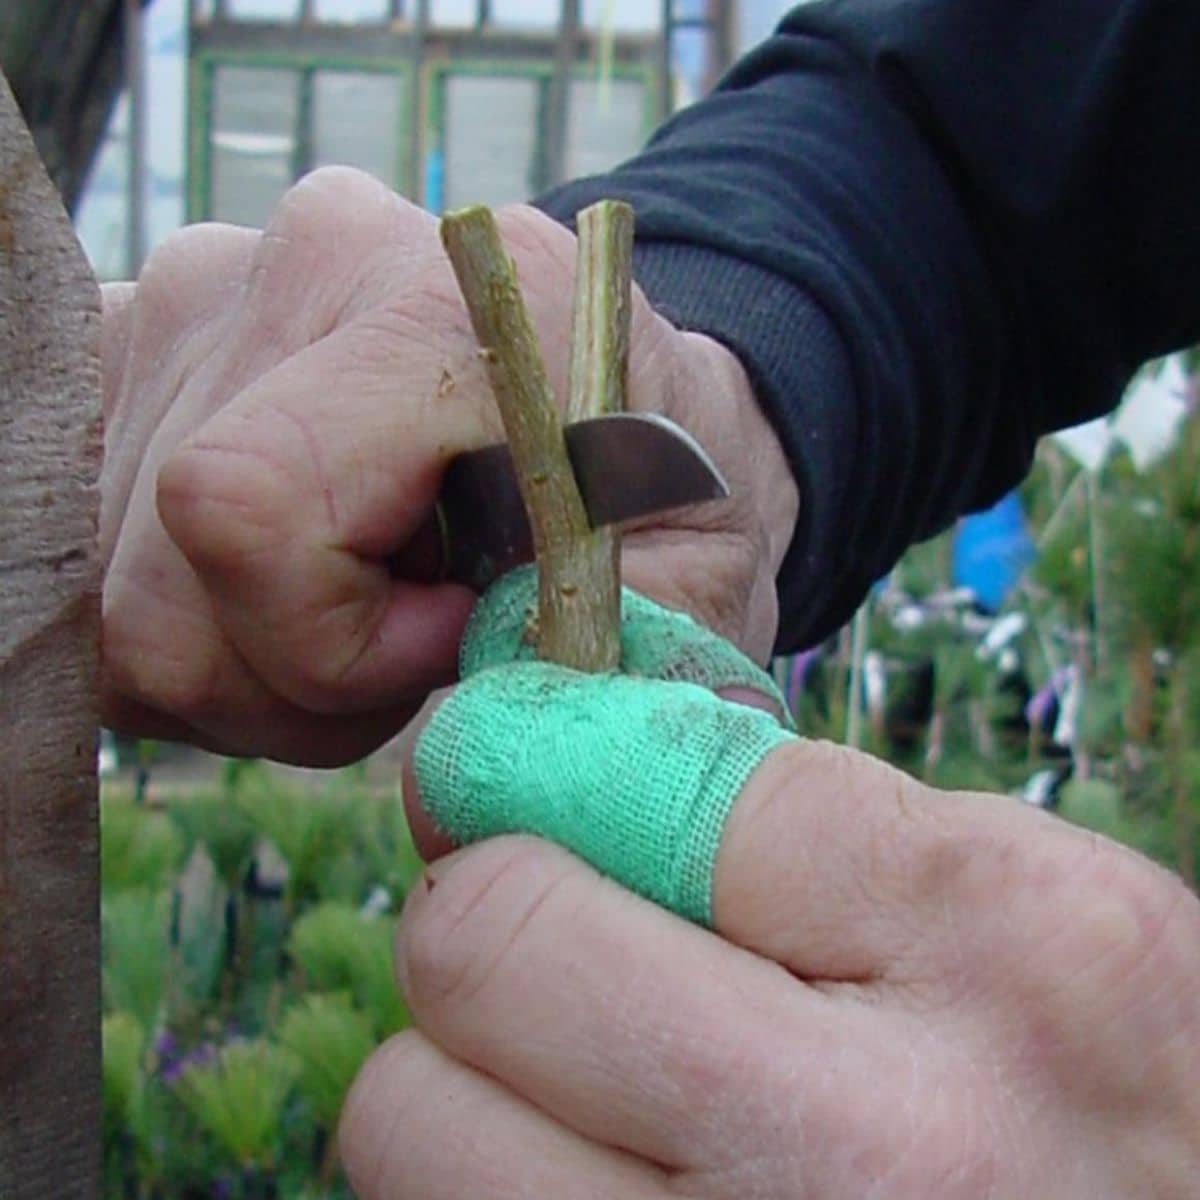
<box><xmin>0</xmin><ymin>71</ymin><xmax>103</xmax><ymax>1199</ymax></box>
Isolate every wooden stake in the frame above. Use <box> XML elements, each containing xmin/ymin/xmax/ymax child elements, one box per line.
<box><xmin>439</xmin><ymin>205</ymin><xmax>626</xmax><ymax>670</ymax></box>
<box><xmin>0</xmin><ymin>70</ymin><xmax>103</xmax><ymax>1199</ymax></box>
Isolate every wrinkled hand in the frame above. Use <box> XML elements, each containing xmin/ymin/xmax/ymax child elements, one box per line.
<box><xmin>339</xmin><ymin>618</ymin><xmax>1200</xmax><ymax>1197</ymax></box>
<box><xmin>100</xmin><ymin>166</ymin><xmax>797</xmax><ymax>763</ymax></box>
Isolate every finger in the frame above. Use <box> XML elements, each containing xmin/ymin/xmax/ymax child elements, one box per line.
<box><xmin>106</xmin><ymin>182</ymin><xmax>464</xmax><ymax>745</ymax></box>
<box><xmin>104</xmin><ymin>534</ymin><xmax>458</xmax><ymax>761</ymax></box>
<box><xmin>395</xmin><ymin>835</ymin><xmax>837</xmax><ymax>1172</ymax></box>
<box><xmin>455</xmin><ymin>567</ymin><xmax>791</xmax><ymax>726</ymax></box>
<box><xmin>339</xmin><ymin>1030</ymin><xmax>668</xmax><ymax>1200</ymax></box>
<box><xmin>405</xmin><ymin>656</ymin><xmax>1079</xmax><ymax>986</ymax></box>
<box><xmin>101</xmin><ymin>223</ymin><xmax>261</xmax><ymax>564</ymax></box>
<box><xmin>155</xmin><ymin>312</ymin><xmax>488</xmax><ymax>714</ymax></box>
<box><xmin>710</xmin><ymin>735</ymin><xmax>1084</xmax><ymax>984</ymax></box>
<box><xmin>152</xmin><ymin>178</ymin><xmax>510</xmax><ymax>714</ymax></box>
<box><xmin>397</xmin><ymin>690</ymin><xmax>455</xmax><ymax>861</ymax></box>
<box><xmin>100</xmin><ymin>281</ymin><xmax>137</xmax><ymax>423</ymax></box>
<box><xmin>103</xmin><ymin>516</ymin><xmax>424</xmax><ymax>760</ymax></box>
<box><xmin>211</xmin><ymin>168</ymin><xmax>443</xmax><ymax>402</ymax></box>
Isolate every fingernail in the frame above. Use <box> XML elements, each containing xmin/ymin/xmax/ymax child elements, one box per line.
<box><xmin>717</xmin><ymin>685</ymin><xmax>788</xmax><ymax>725</ymax></box>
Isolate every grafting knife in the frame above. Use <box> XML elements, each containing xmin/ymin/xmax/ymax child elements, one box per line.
<box><xmin>438</xmin><ymin>412</ymin><xmax>729</xmax><ymax>590</ymax></box>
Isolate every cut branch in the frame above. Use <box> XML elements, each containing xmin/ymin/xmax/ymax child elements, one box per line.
<box><xmin>563</xmin><ymin>199</ymin><xmax>635</xmax><ymax>670</ymax></box>
<box><xmin>439</xmin><ymin>204</ymin><xmax>622</xmax><ymax>670</ymax></box>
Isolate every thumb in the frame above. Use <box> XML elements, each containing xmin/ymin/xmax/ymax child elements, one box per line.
<box><xmin>411</xmin><ymin>661</ymin><xmax>794</xmax><ymax>926</ymax></box>
<box><xmin>406</xmin><ymin>653</ymin><xmax>1016</xmax><ymax>985</ymax></box>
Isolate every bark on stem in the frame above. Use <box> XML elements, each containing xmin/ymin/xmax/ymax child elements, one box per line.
<box><xmin>564</xmin><ymin>200</ymin><xmax>634</xmax><ymax>670</ymax></box>
<box><xmin>439</xmin><ymin>204</ymin><xmax>623</xmax><ymax>670</ymax></box>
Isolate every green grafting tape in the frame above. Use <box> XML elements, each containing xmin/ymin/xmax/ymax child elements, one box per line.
<box><xmin>414</xmin><ymin>568</ymin><xmax>796</xmax><ymax>925</ymax></box>
<box><xmin>460</xmin><ymin>565</ymin><xmax>796</xmax><ymax>728</ymax></box>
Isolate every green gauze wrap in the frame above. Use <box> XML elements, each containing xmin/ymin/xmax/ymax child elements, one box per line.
<box><xmin>414</xmin><ymin>566</ymin><xmax>797</xmax><ymax>926</ymax></box>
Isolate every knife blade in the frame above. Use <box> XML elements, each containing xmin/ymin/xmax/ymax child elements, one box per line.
<box><xmin>438</xmin><ymin>412</ymin><xmax>729</xmax><ymax>590</ymax></box>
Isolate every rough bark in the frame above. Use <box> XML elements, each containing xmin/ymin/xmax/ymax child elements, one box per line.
<box><xmin>0</xmin><ymin>69</ymin><xmax>103</xmax><ymax>1200</ymax></box>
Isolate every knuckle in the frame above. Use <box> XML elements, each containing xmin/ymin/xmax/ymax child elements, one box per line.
<box><xmin>399</xmin><ymin>838</ymin><xmax>575</xmax><ymax>1019</ymax></box>
<box><xmin>134</xmin><ymin>223</ymin><xmax>257</xmax><ymax>331</ymax></box>
<box><xmin>103</xmin><ymin>600</ymin><xmax>226</xmax><ymax>725</ymax></box>
<box><xmin>137</xmin><ymin>222</ymin><xmax>242</xmax><ymax>296</ymax></box>
<box><xmin>937</xmin><ymin>824</ymin><xmax>1200</xmax><ymax>1084</ymax></box>
<box><xmin>156</xmin><ymin>435</ymin><xmax>292</xmax><ymax>568</ymax></box>
<box><xmin>1056</xmin><ymin>844</ymin><xmax>1200</xmax><ymax>998</ymax></box>
<box><xmin>268</xmin><ymin>165</ymin><xmax>392</xmax><ymax>237</ymax></box>
<box><xmin>494</xmin><ymin>203</ymin><xmax>576</xmax><ymax>270</ymax></box>
<box><xmin>280</xmin><ymin>600</ymin><xmax>386</xmax><ymax>710</ymax></box>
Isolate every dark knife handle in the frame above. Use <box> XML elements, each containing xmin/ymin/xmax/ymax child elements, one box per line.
<box><xmin>439</xmin><ymin>443</ymin><xmax>536</xmax><ymax>591</ymax></box>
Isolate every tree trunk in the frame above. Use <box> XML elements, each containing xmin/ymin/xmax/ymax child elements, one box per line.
<box><xmin>0</xmin><ymin>69</ymin><xmax>103</xmax><ymax>1199</ymax></box>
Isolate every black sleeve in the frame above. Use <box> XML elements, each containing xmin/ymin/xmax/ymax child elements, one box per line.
<box><xmin>536</xmin><ymin>0</ymin><xmax>1200</xmax><ymax>653</ymax></box>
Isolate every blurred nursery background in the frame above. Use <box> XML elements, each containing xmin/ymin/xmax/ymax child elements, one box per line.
<box><xmin>5</xmin><ymin>1</ymin><xmax>1198</xmax><ymax>1195</ymax></box>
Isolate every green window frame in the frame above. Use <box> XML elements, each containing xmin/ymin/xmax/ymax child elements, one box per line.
<box><xmin>424</xmin><ymin>57</ymin><xmax>656</xmax><ymax>211</ymax></box>
<box><xmin>188</xmin><ymin>49</ymin><xmax>413</xmax><ymax>223</ymax></box>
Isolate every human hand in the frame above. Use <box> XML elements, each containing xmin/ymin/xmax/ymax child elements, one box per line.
<box><xmin>100</xmin><ymin>166</ymin><xmax>797</xmax><ymax>763</ymax></box>
<box><xmin>339</xmin><ymin>585</ymin><xmax>1200</xmax><ymax>1198</ymax></box>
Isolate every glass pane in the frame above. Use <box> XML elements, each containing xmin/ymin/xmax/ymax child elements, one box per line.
<box><xmin>210</xmin><ymin>66</ymin><xmax>299</xmax><ymax>226</ymax></box>
<box><xmin>738</xmin><ymin>0</ymin><xmax>801</xmax><ymax>52</ymax></box>
<box><xmin>565</xmin><ymin>77</ymin><xmax>645</xmax><ymax>179</ymax></box>
<box><xmin>314</xmin><ymin>0</ymin><xmax>390</xmax><ymax>19</ymax></box>
<box><xmin>443</xmin><ymin>74</ymin><xmax>539</xmax><ymax>209</ymax></box>
<box><xmin>148</xmin><ymin>0</ymin><xmax>186</xmax><ymax>247</ymax></box>
<box><xmin>490</xmin><ymin>0</ymin><xmax>557</xmax><ymax>28</ymax></box>
<box><xmin>671</xmin><ymin>25</ymin><xmax>709</xmax><ymax>107</ymax></box>
<box><xmin>582</xmin><ymin>0</ymin><xmax>661</xmax><ymax>32</ymax></box>
<box><xmin>430</xmin><ymin>0</ymin><xmax>475</xmax><ymax>26</ymax></box>
<box><xmin>76</xmin><ymin>94</ymin><xmax>130</xmax><ymax>281</ymax></box>
<box><xmin>225</xmin><ymin>0</ymin><xmax>302</xmax><ymax>18</ymax></box>
<box><xmin>312</xmin><ymin>71</ymin><xmax>403</xmax><ymax>186</ymax></box>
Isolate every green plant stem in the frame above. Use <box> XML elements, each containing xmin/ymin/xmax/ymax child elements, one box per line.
<box><xmin>563</xmin><ymin>199</ymin><xmax>634</xmax><ymax>671</ymax></box>
<box><xmin>439</xmin><ymin>204</ymin><xmax>621</xmax><ymax>670</ymax></box>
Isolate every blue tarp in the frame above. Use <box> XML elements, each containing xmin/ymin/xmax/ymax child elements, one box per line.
<box><xmin>952</xmin><ymin>492</ymin><xmax>1036</xmax><ymax>611</ymax></box>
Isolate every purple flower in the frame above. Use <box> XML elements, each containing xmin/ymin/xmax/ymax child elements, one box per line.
<box><xmin>778</xmin><ymin>648</ymin><xmax>822</xmax><ymax>714</ymax></box>
<box><xmin>1025</xmin><ymin>667</ymin><xmax>1071</xmax><ymax>732</ymax></box>
<box><xmin>161</xmin><ymin>1039</ymin><xmax>217</xmax><ymax>1085</ymax></box>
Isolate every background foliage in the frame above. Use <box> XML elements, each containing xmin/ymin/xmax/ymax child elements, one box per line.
<box><xmin>101</xmin><ymin>763</ymin><xmax>421</xmax><ymax>1199</ymax></box>
<box><xmin>102</xmin><ymin>367</ymin><xmax>1199</xmax><ymax>1197</ymax></box>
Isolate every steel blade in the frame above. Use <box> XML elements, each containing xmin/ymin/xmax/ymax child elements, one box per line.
<box><xmin>439</xmin><ymin>413</ymin><xmax>729</xmax><ymax>590</ymax></box>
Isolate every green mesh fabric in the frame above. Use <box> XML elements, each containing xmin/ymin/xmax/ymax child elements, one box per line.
<box><xmin>414</xmin><ymin>567</ymin><xmax>797</xmax><ymax>926</ymax></box>
<box><xmin>460</xmin><ymin>565</ymin><xmax>795</xmax><ymax>728</ymax></box>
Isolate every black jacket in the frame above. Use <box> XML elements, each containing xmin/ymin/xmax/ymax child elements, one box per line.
<box><xmin>539</xmin><ymin>0</ymin><xmax>1200</xmax><ymax>651</ymax></box>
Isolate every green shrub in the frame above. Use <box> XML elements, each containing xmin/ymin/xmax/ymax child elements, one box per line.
<box><xmin>289</xmin><ymin>903</ymin><xmax>409</xmax><ymax>1038</ymax></box>
<box><xmin>103</xmin><ymin>890</ymin><xmax>171</xmax><ymax>1033</ymax></box>
<box><xmin>173</xmin><ymin>1038</ymin><xmax>299</xmax><ymax>1173</ymax></box>
<box><xmin>233</xmin><ymin>768</ymin><xmax>353</xmax><ymax>907</ymax></box>
<box><xmin>170</xmin><ymin>790</ymin><xmax>257</xmax><ymax>889</ymax></box>
<box><xmin>101</xmin><ymin>796</ymin><xmax>184</xmax><ymax>893</ymax></box>
<box><xmin>278</xmin><ymin>993</ymin><xmax>376</xmax><ymax>1128</ymax></box>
